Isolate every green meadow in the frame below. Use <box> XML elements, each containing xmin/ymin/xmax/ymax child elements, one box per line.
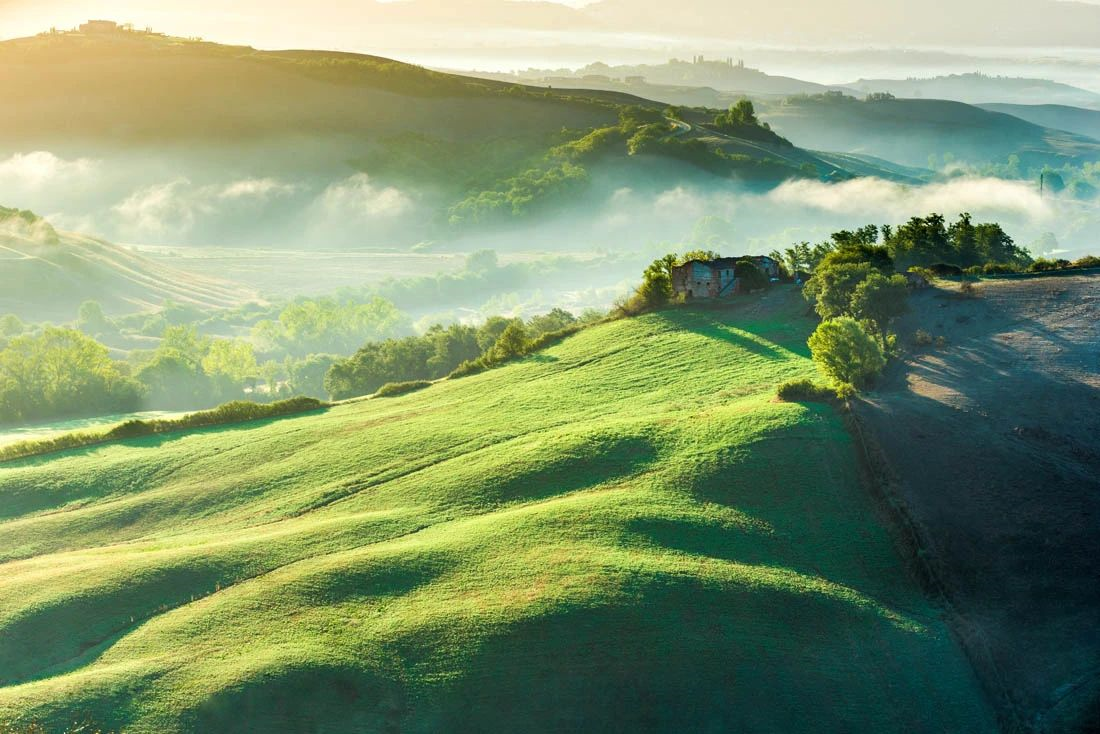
<box><xmin>0</xmin><ymin>289</ymin><xmax>995</xmax><ymax>732</ymax></box>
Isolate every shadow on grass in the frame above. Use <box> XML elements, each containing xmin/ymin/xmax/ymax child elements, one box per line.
<box><xmin>2</xmin><ymin>540</ymin><xmax>450</xmax><ymax>696</ymax></box>
<box><xmin>648</xmin><ymin>294</ymin><xmax>815</xmax><ymax>362</ymax></box>
<box><xmin>187</xmin><ymin>665</ymin><xmax>410</xmax><ymax>734</ymax></box>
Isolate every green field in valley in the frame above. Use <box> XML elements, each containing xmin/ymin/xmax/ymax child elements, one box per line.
<box><xmin>0</xmin><ymin>288</ymin><xmax>995</xmax><ymax>732</ymax></box>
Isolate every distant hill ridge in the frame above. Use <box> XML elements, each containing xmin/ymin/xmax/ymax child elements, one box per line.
<box><xmin>0</xmin><ymin>205</ymin><xmax>250</xmax><ymax>321</ymax></box>
<box><xmin>497</xmin><ymin>57</ymin><xmax>847</xmax><ymax>97</ymax></box>
<box><xmin>978</xmin><ymin>102</ymin><xmax>1100</xmax><ymax>141</ymax></box>
<box><xmin>848</xmin><ymin>73</ymin><xmax>1100</xmax><ymax>109</ymax></box>
<box><xmin>0</xmin><ymin>27</ymin><xmax>920</xmax><ymax>237</ymax></box>
<box><xmin>758</xmin><ymin>93</ymin><xmax>1100</xmax><ymax>170</ymax></box>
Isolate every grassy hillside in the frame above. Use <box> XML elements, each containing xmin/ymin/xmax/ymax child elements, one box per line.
<box><xmin>0</xmin><ymin>208</ymin><xmax>249</xmax><ymax>322</ymax></box>
<box><xmin>0</xmin><ymin>289</ymin><xmax>994</xmax><ymax>732</ymax></box>
<box><xmin>759</xmin><ymin>94</ymin><xmax>1100</xmax><ymax>170</ymax></box>
<box><xmin>0</xmin><ymin>31</ymin><xmax>623</xmax><ymax>149</ymax></box>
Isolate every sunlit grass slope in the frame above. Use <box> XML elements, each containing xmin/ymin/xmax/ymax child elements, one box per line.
<box><xmin>0</xmin><ymin>289</ymin><xmax>995</xmax><ymax>733</ymax></box>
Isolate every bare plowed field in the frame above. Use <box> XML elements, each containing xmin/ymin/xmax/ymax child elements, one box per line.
<box><xmin>856</xmin><ymin>274</ymin><xmax>1100</xmax><ymax>733</ymax></box>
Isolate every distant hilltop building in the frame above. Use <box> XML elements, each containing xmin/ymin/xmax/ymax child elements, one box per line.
<box><xmin>79</xmin><ymin>20</ymin><xmax>120</xmax><ymax>33</ymax></box>
<box><xmin>690</xmin><ymin>55</ymin><xmax>746</xmax><ymax>68</ymax></box>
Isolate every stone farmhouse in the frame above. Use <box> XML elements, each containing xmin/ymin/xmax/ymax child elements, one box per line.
<box><xmin>671</xmin><ymin>256</ymin><xmax>781</xmax><ymax>299</ymax></box>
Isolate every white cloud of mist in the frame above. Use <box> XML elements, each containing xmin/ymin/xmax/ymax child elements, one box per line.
<box><xmin>105</xmin><ymin>173</ymin><xmax>414</xmax><ymax>243</ymax></box>
<box><xmin>768</xmin><ymin>177</ymin><xmax>1053</xmax><ymax>222</ymax></box>
<box><xmin>112</xmin><ymin>178</ymin><xmax>207</xmax><ymax>239</ymax></box>
<box><xmin>314</xmin><ymin>174</ymin><xmax>413</xmax><ymax>220</ymax></box>
<box><xmin>584</xmin><ymin>175</ymin><xmax>1098</xmax><ymax>260</ymax></box>
<box><xmin>1</xmin><ymin>148</ymin><xmax>1094</xmax><ymax>257</ymax></box>
<box><xmin>218</xmin><ymin>177</ymin><xmax>298</xmax><ymax>200</ymax></box>
<box><xmin>0</xmin><ymin>151</ymin><xmax>97</xmax><ymax>189</ymax></box>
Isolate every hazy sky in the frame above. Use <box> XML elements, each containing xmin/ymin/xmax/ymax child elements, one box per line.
<box><xmin>5</xmin><ymin>0</ymin><xmax>1100</xmax><ymax>46</ymax></box>
<box><xmin>4</xmin><ymin>0</ymin><xmax>1100</xmax><ymax>78</ymax></box>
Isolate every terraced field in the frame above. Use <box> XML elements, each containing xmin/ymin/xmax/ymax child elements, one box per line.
<box><xmin>0</xmin><ymin>289</ymin><xmax>995</xmax><ymax>732</ymax></box>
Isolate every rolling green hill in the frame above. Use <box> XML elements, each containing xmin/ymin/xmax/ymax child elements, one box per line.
<box><xmin>0</xmin><ymin>207</ymin><xmax>249</xmax><ymax>322</ymax></box>
<box><xmin>0</xmin><ymin>31</ymin><xmax>621</xmax><ymax>150</ymax></box>
<box><xmin>0</xmin><ymin>289</ymin><xmax>995</xmax><ymax>732</ymax></box>
<box><xmin>978</xmin><ymin>103</ymin><xmax>1100</xmax><ymax>143</ymax></box>
<box><xmin>759</xmin><ymin>93</ymin><xmax>1100</xmax><ymax>170</ymax></box>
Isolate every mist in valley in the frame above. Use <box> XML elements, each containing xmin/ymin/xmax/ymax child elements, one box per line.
<box><xmin>3</xmin><ymin>143</ymin><xmax>1094</xmax><ymax>268</ymax></box>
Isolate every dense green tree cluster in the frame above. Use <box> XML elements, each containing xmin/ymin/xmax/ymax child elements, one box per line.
<box><xmin>134</xmin><ymin>326</ymin><xmax>263</xmax><ymax>410</ymax></box>
<box><xmin>325</xmin><ymin>308</ymin><xmax>586</xmax><ymax>400</ymax></box>
<box><xmin>887</xmin><ymin>214</ymin><xmax>1028</xmax><ymax>268</ymax></box>
<box><xmin>447</xmin><ymin>163</ymin><xmax>590</xmax><ymax>226</ymax></box>
<box><xmin>799</xmin><ymin>225</ymin><xmax>915</xmax><ymax>395</ymax></box>
<box><xmin>711</xmin><ymin>99</ymin><xmax>792</xmax><ymax>147</ymax></box>
<box><xmin>0</xmin><ymin>327</ymin><xmax>142</xmax><ymax>424</ymax></box>
<box><xmin>252</xmin><ymin>296</ymin><xmax>411</xmax><ymax>357</ymax></box>
<box><xmin>774</xmin><ymin>214</ymin><xmax>1030</xmax><ymax>276</ymax></box>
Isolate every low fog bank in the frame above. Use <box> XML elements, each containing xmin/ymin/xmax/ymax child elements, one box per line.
<box><xmin>0</xmin><ymin>149</ymin><xmax>434</xmax><ymax>248</ymax></box>
<box><xmin>3</xmin><ymin>147</ymin><xmax>1096</xmax><ymax>283</ymax></box>
<box><xmin>469</xmin><ymin>169</ymin><xmax>1100</xmax><ymax>261</ymax></box>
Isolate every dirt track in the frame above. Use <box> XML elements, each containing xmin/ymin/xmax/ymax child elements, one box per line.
<box><xmin>854</xmin><ymin>274</ymin><xmax>1100</xmax><ymax>734</ymax></box>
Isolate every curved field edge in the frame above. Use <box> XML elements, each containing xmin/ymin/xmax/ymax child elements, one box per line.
<box><xmin>0</xmin><ymin>289</ymin><xmax>996</xmax><ymax>732</ymax></box>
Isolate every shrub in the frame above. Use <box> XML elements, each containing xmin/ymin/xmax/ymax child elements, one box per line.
<box><xmin>526</xmin><ymin>323</ymin><xmax>585</xmax><ymax>353</ymax></box>
<box><xmin>375</xmin><ymin>380</ymin><xmax>432</xmax><ymax>398</ymax></box>
<box><xmin>959</xmin><ymin>280</ymin><xmax>979</xmax><ymax>298</ymax></box>
<box><xmin>807</xmin><ymin>317</ymin><xmax>886</xmax><ymax>389</ymax></box>
<box><xmin>448</xmin><ymin>359</ymin><xmax>488</xmax><ymax>380</ymax></box>
<box><xmin>632</xmin><ymin>259</ymin><xmax>674</xmax><ymax>311</ymax></box>
<box><xmin>935</xmin><ymin>336</ymin><xmax>948</xmax><ymax>348</ymax></box>
<box><xmin>982</xmin><ymin>262</ymin><xmax>1017</xmax><ymax>275</ymax></box>
<box><xmin>928</xmin><ymin>263</ymin><xmax>963</xmax><ymax>276</ymax></box>
<box><xmin>776</xmin><ymin>379</ymin><xmax>834</xmax><ymax>403</ymax></box>
<box><xmin>1029</xmin><ymin>258</ymin><xmax>1071</xmax><ymax>272</ymax></box>
<box><xmin>1071</xmin><ymin>254</ymin><xmax>1100</xmax><ymax>269</ymax></box>
<box><xmin>0</xmin><ymin>398</ymin><xmax>327</xmax><ymax>464</ymax></box>
<box><xmin>913</xmin><ymin>329</ymin><xmax>933</xmax><ymax>347</ymax></box>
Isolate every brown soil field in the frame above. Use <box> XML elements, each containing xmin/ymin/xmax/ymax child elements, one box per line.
<box><xmin>854</xmin><ymin>274</ymin><xmax>1100</xmax><ymax>734</ymax></box>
